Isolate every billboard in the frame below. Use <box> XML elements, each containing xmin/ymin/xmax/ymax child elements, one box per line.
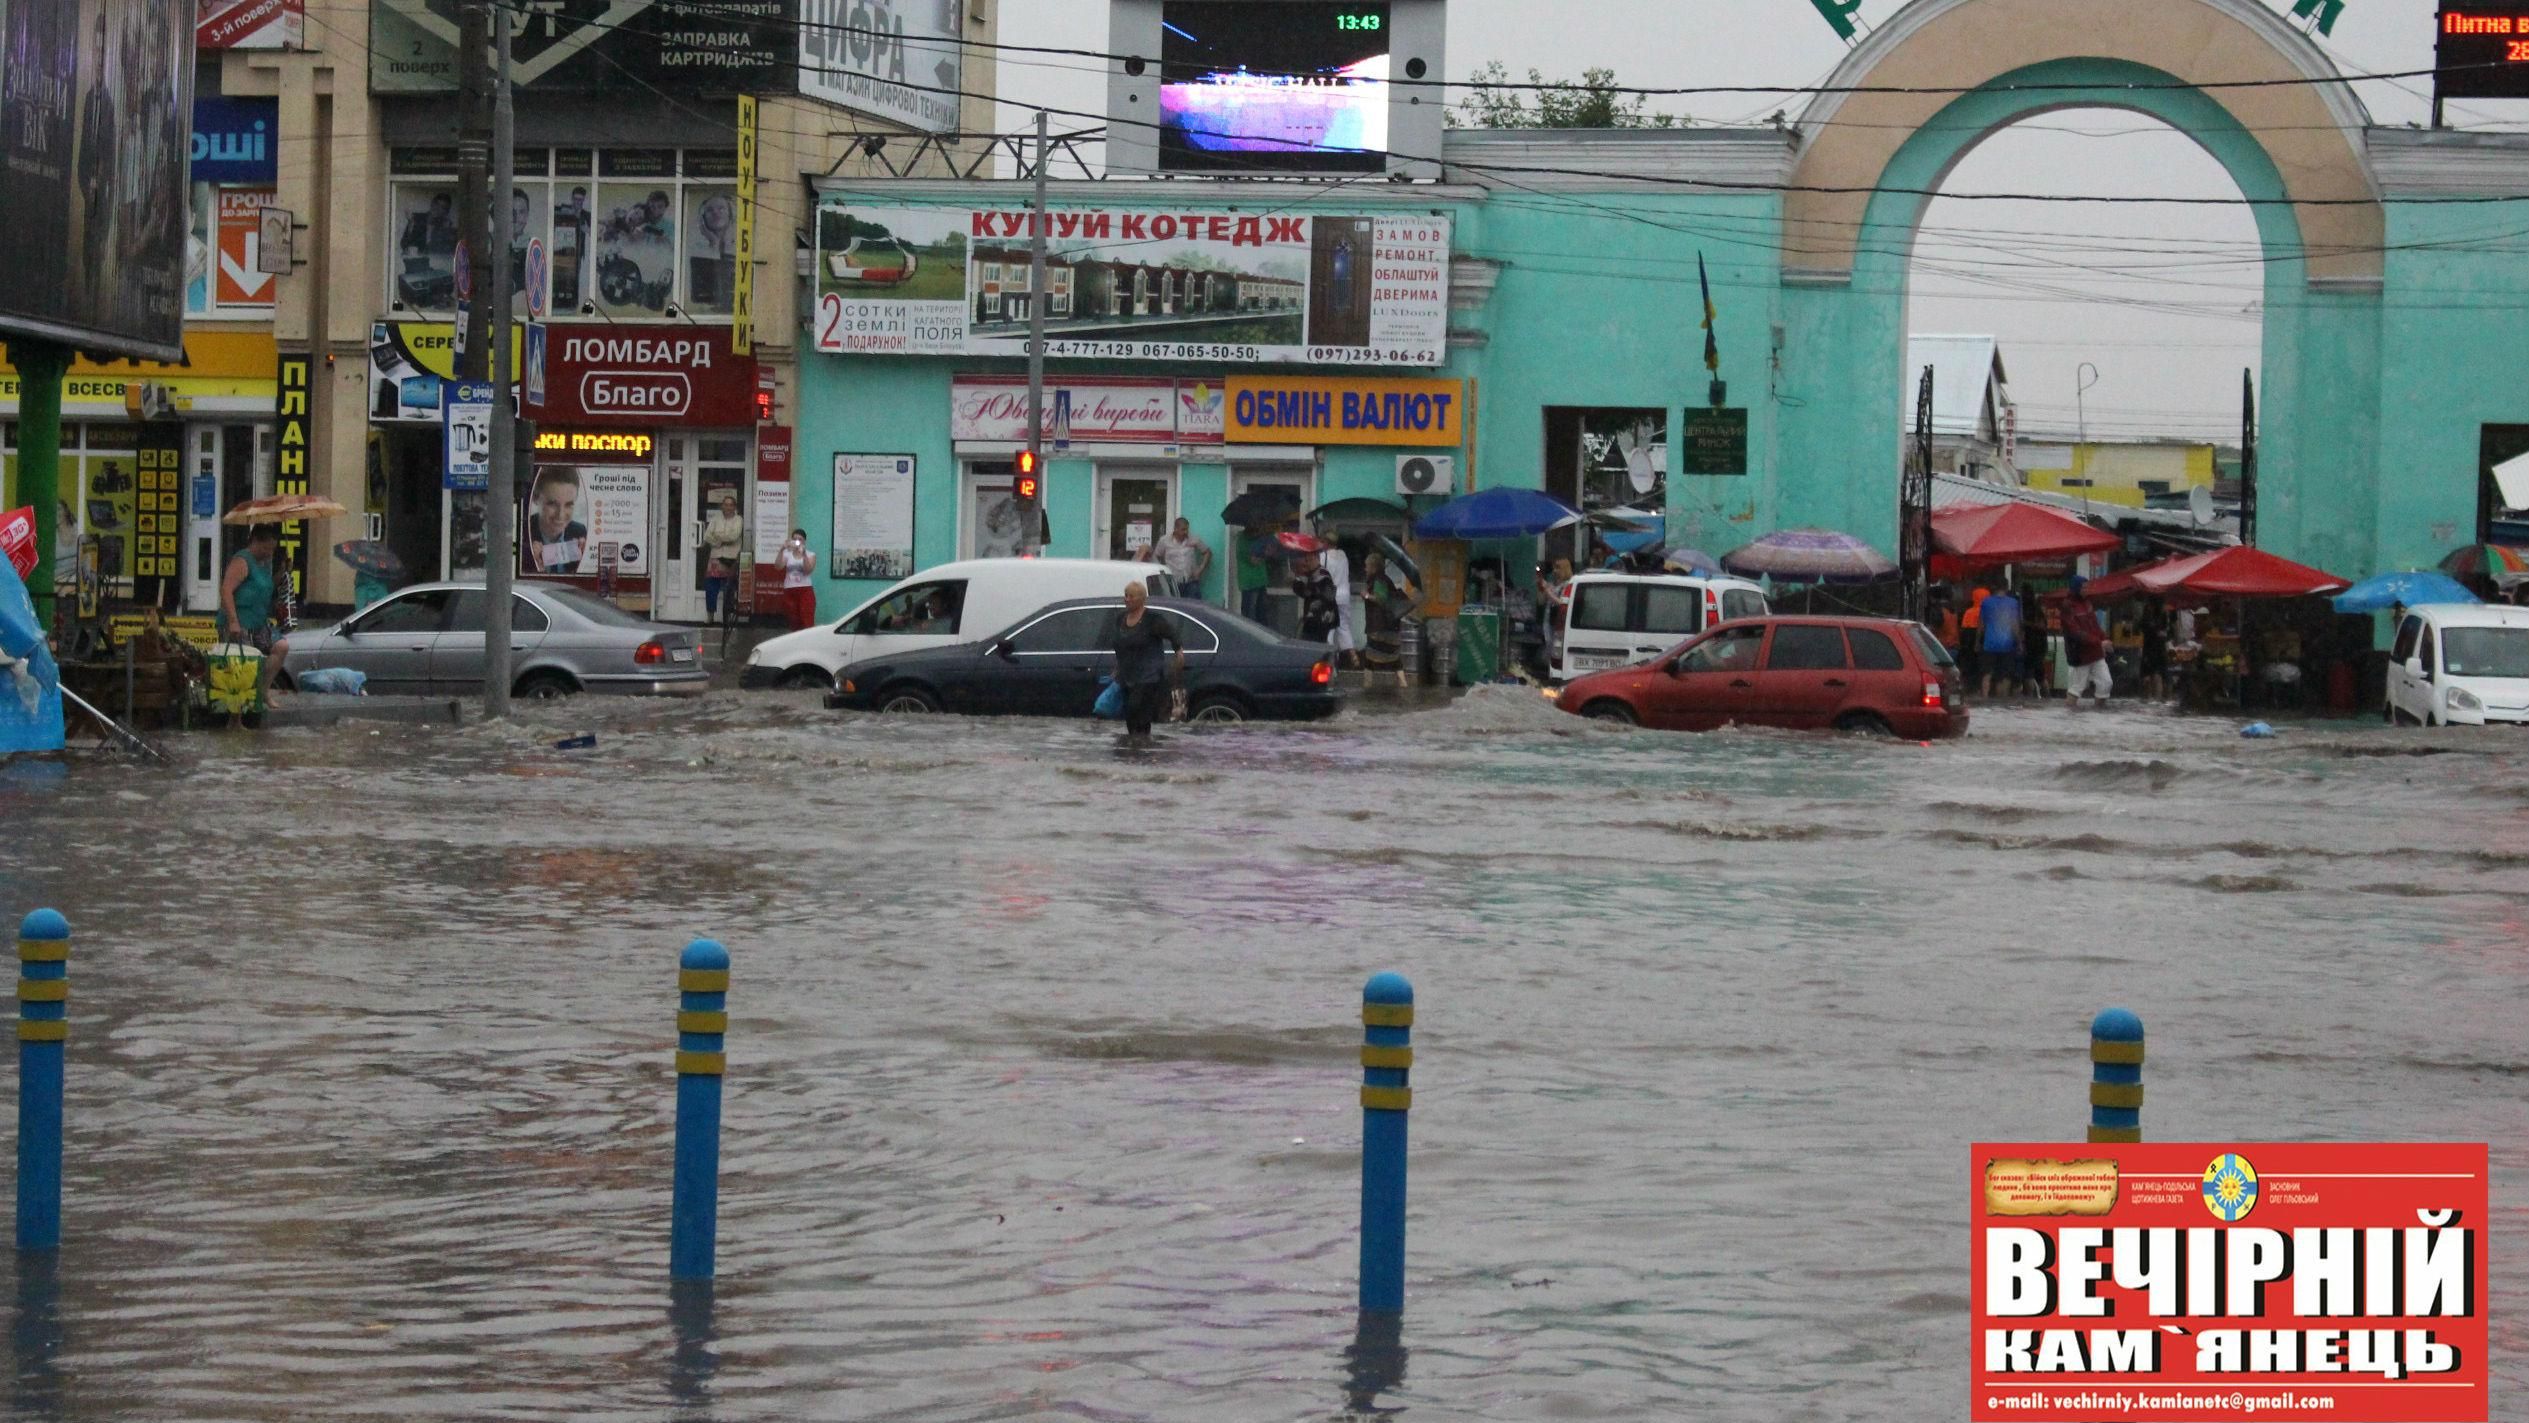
<box><xmin>1159</xmin><ymin>1</ymin><xmax>1390</xmax><ymax>172</ymax></box>
<box><xmin>197</xmin><ymin>0</ymin><xmax>302</xmax><ymax>49</ymax></box>
<box><xmin>811</xmin><ymin>203</ymin><xmax>1449</xmax><ymax>367</ymax></box>
<box><xmin>0</xmin><ymin>0</ymin><xmax>196</xmax><ymax>362</ymax></box>
<box><xmin>798</xmin><ymin>0</ymin><xmax>964</xmax><ymax>134</ymax></box>
<box><xmin>369</xmin><ymin>1</ymin><xmax>792</xmax><ymax>95</ymax></box>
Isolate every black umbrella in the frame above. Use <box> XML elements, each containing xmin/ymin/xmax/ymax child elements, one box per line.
<box><xmin>1221</xmin><ymin>487</ymin><xmax>1303</xmax><ymax>527</ymax></box>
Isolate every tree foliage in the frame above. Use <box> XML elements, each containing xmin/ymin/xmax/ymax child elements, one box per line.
<box><xmin>1453</xmin><ymin>63</ymin><xmax>1681</xmax><ymax>130</ymax></box>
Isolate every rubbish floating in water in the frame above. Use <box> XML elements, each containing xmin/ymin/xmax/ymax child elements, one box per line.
<box><xmin>554</xmin><ymin>733</ymin><xmax>597</xmax><ymax>750</ymax></box>
<box><xmin>2240</xmin><ymin>722</ymin><xmax>2277</xmax><ymax>739</ymax></box>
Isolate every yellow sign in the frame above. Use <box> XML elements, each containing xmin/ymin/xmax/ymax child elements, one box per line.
<box><xmin>733</xmin><ymin>94</ymin><xmax>757</xmax><ymax>358</ymax></box>
<box><xmin>1225</xmin><ymin>375</ymin><xmax>1464</xmax><ymax>446</ymax></box>
<box><xmin>534</xmin><ymin>429</ymin><xmax>655</xmax><ymax>456</ymax></box>
<box><xmin>0</xmin><ymin>331</ymin><xmax>281</xmax><ymax>413</ymax></box>
<box><xmin>377</xmin><ymin>323</ymin><xmax>523</xmax><ymax>382</ymax></box>
<box><xmin>107</xmin><ymin>614</ymin><xmax>220</xmax><ymax>651</ymax></box>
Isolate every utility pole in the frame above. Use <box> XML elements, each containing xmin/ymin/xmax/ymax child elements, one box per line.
<box><xmin>484</xmin><ymin>4</ymin><xmax>516</xmax><ymax>717</ymax></box>
<box><xmin>1021</xmin><ymin>110</ymin><xmax>1049</xmax><ymax>557</ymax></box>
<box><xmin>456</xmin><ymin>0</ymin><xmax>491</xmax><ymax>383</ymax></box>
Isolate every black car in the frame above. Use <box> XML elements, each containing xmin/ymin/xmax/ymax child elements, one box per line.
<box><xmin>821</xmin><ymin>597</ymin><xmax>1342</xmax><ymax>723</ymax></box>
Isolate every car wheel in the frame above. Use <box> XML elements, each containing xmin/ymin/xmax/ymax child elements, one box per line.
<box><xmin>877</xmin><ymin>685</ymin><xmax>939</xmax><ymax>714</ymax></box>
<box><xmin>1187</xmin><ymin>694</ymin><xmax>1248</xmax><ymax>724</ymax></box>
<box><xmin>514</xmin><ymin>670</ymin><xmax>578</xmax><ymax>701</ymax></box>
<box><xmin>1583</xmin><ymin>700</ymin><xmax>1638</xmax><ymax>725</ymax></box>
<box><xmin>1834</xmin><ymin>711</ymin><xmax>1895</xmax><ymax>736</ymax></box>
<box><xmin>777</xmin><ymin>666</ymin><xmax>832</xmax><ymax>691</ymax></box>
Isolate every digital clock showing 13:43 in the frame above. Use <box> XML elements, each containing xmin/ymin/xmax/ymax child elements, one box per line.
<box><xmin>1336</xmin><ymin>11</ymin><xmax>1382</xmax><ymax>29</ymax></box>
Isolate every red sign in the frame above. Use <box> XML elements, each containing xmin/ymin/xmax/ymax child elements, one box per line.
<box><xmin>1</xmin><ymin>507</ymin><xmax>35</xmax><ymax>580</ymax></box>
<box><xmin>215</xmin><ymin>190</ymin><xmax>277</xmax><ymax>309</ymax></box>
<box><xmin>1971</xmin><ymin>1143</ymin><xmax>2489</xmax><ymax>1422</ymax></box>
<box><xmin>528</xmin><ymin>326</ymin><xmax>758</xmax><ymax>427</ymax></box>
<box><xmin>748</xmin><ymin>425</ymin><xmax>792</xmax><ymax>614</ymax></box>
<box><xmin>198</xmin><ymin>0</ymin><xmax>302</xmax><ymax>49</ymax></box>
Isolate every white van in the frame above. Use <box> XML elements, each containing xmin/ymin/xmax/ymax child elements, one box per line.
<box><xmin>2386</xmin><ymin>602</ymin><xmax>2529</xmax><ymax>726</ymax></box>
<box><xmin>741</xmin><ymin>558</ymin><xmax>1174</xmax><ymax>689</ymax></box>
<box><xmin>1551</xmin><ymin>570</ymin><xmax>1771</xmax><ymax>682</ymax></box>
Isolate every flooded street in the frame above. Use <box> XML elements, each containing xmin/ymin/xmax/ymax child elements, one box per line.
<box><xmin>0</xmin><ymin>692</ymin><xmax>2523</xmax><ymax>1421</ymax></box>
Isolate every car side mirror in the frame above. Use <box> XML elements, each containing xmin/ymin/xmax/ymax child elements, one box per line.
<box><xmin>2405</xmin><ymin>656</ymin><xmax>2425</xmax><ymax>678</ymax></box>
<box><xmin>988</xmin><ymin>638</ymin><xmax>1013</xmax><ymax>658</ymax></box>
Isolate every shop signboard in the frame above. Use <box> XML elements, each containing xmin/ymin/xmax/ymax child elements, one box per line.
<box><xmin>191</xmin><ymin>97</ymin><xmax>276</xmax><ymax>183</ymax></box>
<box><xmin>797</xmin><ymin>0</ymin><xmax>964</xmax><ymax>134</ymax></box>
<box><xmin>0</xmin><ymin>0</ymin><xmax>196</xmax><ymax>362</ymax></box>
<box><xmin>275</xmin><ymin>352</ymin><xmax>314</xmax><ymax>601</ymax></box>
<box><xmin>367</xmin><ymin>321</ymin><xmax>519</xmax><ymax>424</ymax></box>
<box><xmin>814</xmin><ymin>203</ymin><xmax>1450</xmax><ymax>367</ymax></box>
<box><xmin>528</xmin><ymin>325</ymin><xmax>758</xmax><ymax>426</ymax></box>
<box><xmin>829</xmin><ymin>453</ymin><xmax>916</xmax><ymax>582</ymax></box>
<box><xmin>951</xmin><ymin>376</ymin><xmax>1182</xmax><ymax>444</ymax></box>
<box><xmin>368</xmin><ymin>0</ymin><xmax>793</xmax><ymax>95</ymax></box>
<box><xmin>198</xmin><ymin>0</ymin><xmax>304</xmax><ymax>49</ymax></box>
<box><xmin>522</xmin><ymin>463</ymin><xmax>648</xmax><ymax>577</ymax></box>
<box><xmin>1970</xmin><ymin>1142</ymin><xmax>2487</xmax><ymax>1423</ymax></box>
<box><xmin>1224</xmin><ymin>375</ymin><xmax>1463</xmax><ymax>446</ymax></box>
<box><xmin>214</xmin><ymin>190</ymin><xmax>279</xmax><ymax>308</ymax></box>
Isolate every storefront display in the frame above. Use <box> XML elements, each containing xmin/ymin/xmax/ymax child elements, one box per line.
<box><xmin>522</xmin><ymin>463</ymin><xmax>647</xmax><ymax>577</ymax></box>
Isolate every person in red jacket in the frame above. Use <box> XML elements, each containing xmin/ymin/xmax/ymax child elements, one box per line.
<box><xmin>2062</xmin><ymin>576</ymin><xmax>2113</xmax><ymax>708</ymax></box>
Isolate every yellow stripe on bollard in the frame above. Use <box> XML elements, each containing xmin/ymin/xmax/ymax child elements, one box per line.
<box><xmin>2087</xmin><ymin>1124</ymin><xmax>2143</xmax><ymax>1143</ymax></box>
<box><xmin>677</xmin><ymin>1011</ymin><xmax>728</xmax><ymax>1034</ymax></box>
<box><xmin>16</xmin><ymin>980</ymin><xmax>67</xmax><ymax>1003</ymax></box>
<box><xmin>674</xmin><ymin>1050</ymin><xmax>726</xmax><ymax>1076</ymax></box>
<box><xmin>16</xmin><ymin>1021</ymin><xmax>66</xmax><ymax>1043</ymax></box>
<box><xmin>2090</xmin><ymin>1082</ymin><xmax>2146</xmax><ymax>1110</ymax></box>
<box><xmin>678</xmin><ymin>969</ymin><xmax>729</xmax><ymax>993</ymax></box>
<box><xmin>16</xmin><ymin>940</ymin><xmax>67</xmax><ymax>963</ymax></box>
<box><xmin>1361</xmin><ymin>1003</ymin><xmax>1414</xmax><ymax>1028</ymax></box>
<box><xmin>1360</xmin><ymin>1085</ymin><xmax>1412</xmax><ymax>1111</ymax></box>
<box><xmin>2091</xmin><ymin>1039</ymin><xmax>2145</xmax><ymax>1065</ymax></box>
<box><xmin>1359</xmin><ymin>1045</ymin><xmax>1413</xmax><ymax>1070</ymax></box>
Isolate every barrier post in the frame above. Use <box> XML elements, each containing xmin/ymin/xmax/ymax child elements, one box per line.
<box><xmin>1359</xmin><ymin>972</ymin><xmax>1413</xmax><ymax>1314</ymax></box>
<box><xmin>16</xmin><ymin>909</ymin><xmax>69</xmax><ymax>1251</ymax></box>
<box><xmin>670</xmin><ymin>938</ymin><xmax>729</xmax><ymax>1281</ymax></box>
<box><xmin>2088</xmin><ymin>1007</ymin><xmax>2144</xmax><ymax>1144</ymax></box>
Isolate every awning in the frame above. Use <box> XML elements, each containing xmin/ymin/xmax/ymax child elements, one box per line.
<box><xmin>1930</xmin><ymin>501</ymin><xmax>2119</xmax><ymax>565</ymax></box>
<box><xmin>2096</xmin><ymin>546</ymin><xmax>2350</xmax><ymax>600</ymax></box>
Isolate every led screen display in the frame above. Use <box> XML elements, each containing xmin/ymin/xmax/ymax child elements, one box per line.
<box><xmin>1158</xmin><ymin>2</ymin><xmax>1389</xmax><ymax>171</ymax></box>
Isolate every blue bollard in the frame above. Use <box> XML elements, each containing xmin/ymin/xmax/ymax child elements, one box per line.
<box><xmin>16</xmin><ymin>909</ymin><xmax>69</xmax><ymax>1251</ymax></box>
<box><xmin>670</xmin><ymin>938</ymin><xmax>729</xmax><ymax>1281</ymax></box>
<box><xmin>2088</xmin><ymin>1007</ymin><xmax>2144</xmax><ymax>1144</ymax></box>
<box><xmin>1359</xmin><ymin>972</ymin><xmax>1413</xmax><ymax>1314</ymax></box>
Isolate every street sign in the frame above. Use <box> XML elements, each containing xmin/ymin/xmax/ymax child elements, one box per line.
<box><xmin>1052</xmin><ymin>387</ymin><xmax>1074</xmax><ymax>449</ymax></box>
<box><xmin>453</xmin><ymin>298</ymin><xmax>470</xmax><ymax>361</ymax></box>
<box><xmin>255</xmin><ymin>206</ymin><xmax>292</xmax><ymax>276</ymax></box>
<box><xmin>524</xmin><ymin>238</ymin><xmax>548</xmax><ymax>321</ymax></box>
<box><xmin>443</xmin><ymin>381</ymin><xmax>494</xmax><ymax>491</ymax></box>
<box><xmin>453</xmin><ymin>239</ymin><xmax>474</xmax><ymax>303</ymax></box>
<box><xmin>524</xmin><ymin>323</ymin><xmax>547</xmax><ymax>409</ymax></box>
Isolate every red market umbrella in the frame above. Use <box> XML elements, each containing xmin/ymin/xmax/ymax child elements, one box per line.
<box><xmin>1276</xmin><ymin>531</ymin><xmax>1328</xmax><ymax>554</ymax></box>
<box><xmin>2078</xmin><ymin>567</ymin><xmax>2144</xmax><ymax>601</ymax></box>
<box><xmin>2119</xmin><ymin>546</ymin><xmax>2349</xmax><ymax>599</ymax></box>
<box><xmin>1930</xmin><ymin>502</ymin><xmax>2119</xmax><ymax>566</ymax></box>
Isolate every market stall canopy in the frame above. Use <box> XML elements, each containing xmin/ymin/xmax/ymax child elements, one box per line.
<box><xmin>2439</xmin><ymin>542</ymin><xmax>2529</xmax><ymax>583</ymax></box>
<box><xmin>222</xmin><ymin>495</ymin><xmax>347</xmax><ymax>525</ymax></box>
<box><xmin>1410</xmin><ymin>487</ymin><xmax>1580</xmax><ymax>540</ymax></box>
<box><xmin>2331</xmin><ymin>570</ymin><xmax>2478</xmax><ymax>614</ymax></box>
<box><xmin>1929</xmin><ymin>502</ymin><xmax>2118</xmax><ymax>565</ymax></box>
<box><xmin>2114</xmin><ymin>546</ymin><xmax>2350</xmax><ymax>599</ymax></box>
<box><xmin>1721</xmin><ymin>528</ymin><xmax>1896</xmax><ymax>584</ymax></box>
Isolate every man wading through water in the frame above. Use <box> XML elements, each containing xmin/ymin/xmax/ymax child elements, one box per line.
<box><xmin>1106</xmin><ymin>580</ymin><xmax>1183</xmax><ymax>744</ymax></box>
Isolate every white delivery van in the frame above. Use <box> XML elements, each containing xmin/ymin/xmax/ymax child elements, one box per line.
<box><xmin>741</xmin><ymin>558</ymin><xmax>1175</xmax><ymax>689</ymax></box>
<box><xmin>2386</xmin><ymin>602</ymin><xmax>2529</xmax><ymax>726</ymax></box>
<box><xmin>1551</xmin><ymin>570</ymin><xmax>1771</xmax><ymax>682</ymax></box>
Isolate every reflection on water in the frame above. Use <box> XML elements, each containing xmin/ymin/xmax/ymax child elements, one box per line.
<box><xmin>0</xmin><ymin>691</ymin><xmax>2524</xmax><ymax>1420</ymax></box>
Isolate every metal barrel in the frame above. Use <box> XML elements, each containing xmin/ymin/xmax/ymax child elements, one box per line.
<box><xmin>1359</xmin><ymin>972</ymin><xmax>1413</xmax><ymax>1314</ymax></box>
<box><xmin>2088</xmin><ymin>1008</ymin><xmax>2144</xmax><ymax>1144</ymax></box>
<box><xmin>16</xmin><ymin>909</ymin><xmax>70</xmax><ymax>1250</ymax></box>
<box><xmin>670</xmin><ymin>938</ymin><xmax>730</xmax><ymax>1281</ymax></box>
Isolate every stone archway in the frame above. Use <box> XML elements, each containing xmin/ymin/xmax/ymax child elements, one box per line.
<box><xmin>1770</xmin><ymin>0</ymin><xmax>2386</xmax><ymax>574</ymax></box>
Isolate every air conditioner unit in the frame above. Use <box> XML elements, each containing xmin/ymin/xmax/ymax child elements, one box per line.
<box><xmin>1395</xmin><ymin>453</ymin><xmax>1452</xmax><ymax>497</ymax></box>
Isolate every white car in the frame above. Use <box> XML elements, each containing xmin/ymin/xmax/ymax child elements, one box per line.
<box><xmin>1550</xmin><ymin>570</ymin><xmax>1771</xmax><ymax>682</ymax></box>
<box><xmin>740</xmin><ymin>558</ymin><xmax>1176</xmax><ymax>690</ymax></box>
<box><xmin>2386</xmin><ymin>603</ymin><xmax>2529</xmax><ymax>726</ymax></box>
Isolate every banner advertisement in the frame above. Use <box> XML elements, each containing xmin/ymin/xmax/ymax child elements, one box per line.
<box><xmin>1970</xmin><ymin>1142</ymin><xmax>2489</xmax><ymax>1423</ymax></box>
<box><xmin>368</xmin><ymin>321</ymin><xmax>520</xmax><ymax>424</ymax></box>
<box><xmin>829</xmin><ymin>453</ymin><xmax>916</xmax><ymax>581</ymax></box>
<box><xmin>798</xmin><ymin>0</ymin><xmax>964</xmax><ymax>134</ymax></box>
<box><xmin>751</xmin><ymin>425</ymin><xmax>791</xmax><ymax>614</ymax></box>
<box><xmin>197</xmin><ymin>0</ymin><xmax>302</xmax><ymax>49</ymax></box>
<box><xmin>523</xmin><ymin>464</ymin><xmax>648</xmax><ymax>577</ymax></box>
<box><xmin>275</xmin><ymin>351</ymin><xmax>313</xmax><ymax>600</ymax></box>
<box><xmin>813</xmin><ymin>205</ymin><xmax>1451</xmax><ymax>367</ymax></box>
<box><xmin>0</xmin><ymin>0</ymin><xmax>196</xmax><ymax>361</ymax></box>
<box><xmin>442</xmin><ymin>381</ymin><xmax>492</xmax><ymax>492</ymax></box>
<box><xmin>369</xmin><ymin>0</ymin><xmax>792</xmax><ymax>95</ymax></box>
<box><xmin>527</xmin><ymin>325</ymin><xmax>758</xmax><ymax>426</ymax></box>
<box><xmin>732</xmin><ymin>95</ymin><xmax>757</xmax><ymax>356</ymax></box>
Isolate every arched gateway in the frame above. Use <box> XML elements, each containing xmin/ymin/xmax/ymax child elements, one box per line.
<box><xmin>1767</xmin><ymin>0</ymin><xmax>2524</xmax><ymax>577</ymax></box>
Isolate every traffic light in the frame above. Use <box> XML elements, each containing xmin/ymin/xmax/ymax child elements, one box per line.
<box><xmin>1013</xmin><ymin>449</ymin><xmax>1041</xmax><ymax>505</ymax></box>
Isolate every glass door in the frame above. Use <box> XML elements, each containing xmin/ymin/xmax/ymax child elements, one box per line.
<box><xmin>1227</xmin><ymin>464</ymin><xmax>1313</xmax><ymax>635</ymax></box>
<box><xmin>1096</xmin><ymin>465</ymin><xmax>1174</xmax><ymax>564</ymax></box>
<box><xmin>652</xmin><ymin>433</ymin><xmax>746</xmax><ymax>624</ymax></box>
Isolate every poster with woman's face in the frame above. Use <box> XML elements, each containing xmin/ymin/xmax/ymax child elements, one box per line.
<box><xmin>592</xmin><ymin>182</ymin><xmax>675</xmax><ymax>317</ymax></box>
<box><xmin>683</xmin><ymin>185</ymin><xmax>737</xmax><ymax>315</ymax></box>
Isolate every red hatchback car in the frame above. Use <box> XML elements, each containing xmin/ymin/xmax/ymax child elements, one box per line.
<box><xmin>1554</xmin><ymin>615</ymin><xmax>1969</xmax><ymax>738</ymax></box>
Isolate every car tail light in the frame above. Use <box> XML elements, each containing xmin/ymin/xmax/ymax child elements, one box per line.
<box><xmin>635</xmin><ymin>639</ymin><xmax>667</xmax><ymax>666</ymax></box>
<box><xmin>1706</xmin><ymin>590</ymin><xmax>1720</xmax><ymax>624</ymax></box>
<box><xmin>1923</xmin><ymin>679</ymin><xmax>1946</xmax><ymax>708</ymax></box>
<box><xmin>1311</xmin><ymin>659</ymin><xmax>1333</xmax><ymax>686</ymax></box>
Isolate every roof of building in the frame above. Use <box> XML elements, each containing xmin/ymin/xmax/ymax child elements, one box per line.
<box><xmin>1904</xmin><ymin>335</ymin><xmax>2007</xmax><ymax>439</ymax></box>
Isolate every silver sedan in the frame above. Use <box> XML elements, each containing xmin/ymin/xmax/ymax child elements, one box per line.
<box><xmin>281</xmin><ymin>582</ymin><xmax>709</xmax><ymax>699</ymax></box>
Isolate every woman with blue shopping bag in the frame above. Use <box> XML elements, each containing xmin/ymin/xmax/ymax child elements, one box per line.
<box><xmin>1101</xmin><ymin>580</ymin><xmax>1182</xmax><ymax>743</ymax></box>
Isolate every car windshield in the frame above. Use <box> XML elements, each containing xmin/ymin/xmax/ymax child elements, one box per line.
<box><xmin>538</xmin><ymin>587</ymin><xmax>655</xmax><ymax>628</ymax></box>
<box><xmin>2441</xmin><ymin>626</ymin><xmax>2529</xmax><ymax>678</ymax></box>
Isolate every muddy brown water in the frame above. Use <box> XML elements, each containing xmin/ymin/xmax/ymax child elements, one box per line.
<box><xmin>0</xmin><ymin>691</ymin><xmax>2522</xmax><ymax>1420</ymax></box>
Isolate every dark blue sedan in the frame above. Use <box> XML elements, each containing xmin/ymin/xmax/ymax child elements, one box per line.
<box><xmin>822</xmin><ymin>597</ymin><xmax>1342</xmax><ymax>723</ymax></box>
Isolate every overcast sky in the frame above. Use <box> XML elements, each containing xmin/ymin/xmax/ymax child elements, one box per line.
<box><xmin>993</xmin><ymin>0</ymin><xmax>2498</xmax><ymax>445</ymax></box>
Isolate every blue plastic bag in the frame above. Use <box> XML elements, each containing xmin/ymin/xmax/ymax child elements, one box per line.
<box><xmin>1093</xmin><ymin>677</ymin><xmax>1126</xmax><ymax>720</ymax></box>
<box><xmin>296</xmin><ymin>666</ymin><xmax>368</xmax><ymax>695</ymax></box>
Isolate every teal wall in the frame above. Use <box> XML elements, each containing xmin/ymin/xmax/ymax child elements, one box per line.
<box><xmin>2376</xmin><ymin>196</ymin><xmax>2529</xmax><ymax>571</ymax></box>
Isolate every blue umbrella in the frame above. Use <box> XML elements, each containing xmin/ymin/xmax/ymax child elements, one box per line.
<box><xmin>2331</xmin><ymin>570</ymin><xmax>2479</xmax><ymax>614</ymax></box>
<box><xmin>1602</xmin><ymin>513</ymin><xmax>1667</xmax><ymax>555</ymax></box>
<box><xmin>1410</xmin><ymin>487</ymin><xmax>1579</xmax><ymax>541</ymax></box>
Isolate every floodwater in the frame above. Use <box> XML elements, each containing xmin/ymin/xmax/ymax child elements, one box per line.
<box><xmin>0</xmin><ymin>690</ymin><xmax>2522</xmax><ymax>1421</ymax></box>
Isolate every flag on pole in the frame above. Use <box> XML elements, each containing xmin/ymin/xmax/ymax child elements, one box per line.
<box><xmin>1698</xmin><ymin>253</ymin><xmax>1720</xmax><ymax>373</ymax></box>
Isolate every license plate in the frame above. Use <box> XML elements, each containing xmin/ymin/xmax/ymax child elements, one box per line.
<box><xmin>1571</xmin><ymin>654</ymin><xmax>1621</xmax><ymax>670</ymax></box>
<box><xmin>669</xmin><ymin>647</ymin><xmax>695</xmax><ymax>663</ymax></box>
